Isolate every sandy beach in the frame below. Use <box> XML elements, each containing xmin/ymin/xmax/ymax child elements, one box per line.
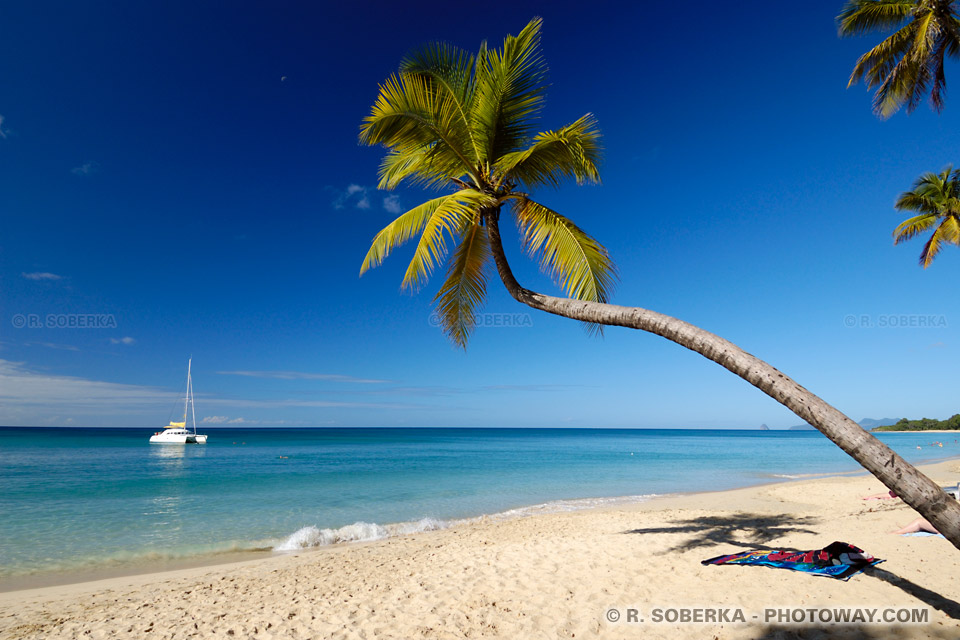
<box><xmin>1</xmin><ymin>460</ymin><xmax>958</xmax><ymax>640</ymax></box>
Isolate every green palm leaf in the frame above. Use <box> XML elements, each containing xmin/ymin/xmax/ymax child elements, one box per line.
<box><xmin>401</xmin><ymin>189</ymin><xmax>494</xmax><ymax>291</ymax></box>
<box><xmin>360</xmin><ymin>195</ymin><xmax>449</xmax><ymax>276</ymax></box>
<box><xmin>837</xmin><ymin>0</ymin><xmax>916</xmax><ymax>34</ymax></box>
<box><xmin>496</xmin><ymin>114</ymin><xmax>602</xmax><ymax>189</ymax></box>
<box><xmin>511</xmin><ymin>197</ymin><xmax>616</xmax><ymax>303</ymax></box>
<box><xmin>838</xmin><ymin>0</ymin><xmax>960</xmax><ymax>116</ymax></box>
<box><xmin>400</xmin><ymin>41</ymin><xmax>482</xmax><ymax>164</ymax></box>
<box><xmin>360</xmin><ymin>72</ymin><xmax>479</xmax><ymax>185</ymax></box>
<box><xmin>433</xmin><ymin>222</ymin><xmax>492</xmax><ymax>347</ymax></box>
<box><xmin>919</xmin><ymin>216</ymin><xmax>960</xmax><ymax>266</ymax></box>
<box><xmin>893</xmin><ymin>212</ymin><xmax>942</xmax><ymax>241</ymax></box>
<box><xmin>893</xmin><ymin>165</ymin><xmax>960</xmax><ymax>267</ymax></box>
<box><xmin>472</xmin><ymin>17</ymin><xmax>548</xmax><ymax>163</ymax></box>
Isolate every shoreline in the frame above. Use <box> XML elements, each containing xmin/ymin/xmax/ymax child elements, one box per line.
<box><xmin>2</xmin><ymin>458</ymin><xmax>958</xmax><ymax>639</ymax></box>
<box><xmin>0</xmin><ymin>456</ymin><xmax>960</xmax><ymax>606</ymax></box>
<box><xmin>3</xmin><ymin>453</ymin><xmax>958</xmax><ymax>595</ymax></box>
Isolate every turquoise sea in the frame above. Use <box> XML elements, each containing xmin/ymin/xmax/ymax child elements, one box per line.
<box><xmin>1</xmin><ymin>427</ymin><xmax>957</xmax><ymax>585</ymax></box>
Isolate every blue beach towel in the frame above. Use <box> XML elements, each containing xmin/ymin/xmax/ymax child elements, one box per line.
<box><xmin>701</xmin><ymin>541</ymin><xmax>882</xmax><ymax>581</ymax></box>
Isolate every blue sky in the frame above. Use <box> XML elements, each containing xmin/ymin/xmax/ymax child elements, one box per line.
<box><xmin>0</xmin><ymin>1</ymin><xmax>957</xmax><ymax>428</ymax></box>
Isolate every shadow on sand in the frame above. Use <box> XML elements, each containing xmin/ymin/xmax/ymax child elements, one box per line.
<box><xmin>622</xmin><ymin>512</ymin><xmax>818</xmax><ymax>553</ymax></box>
<box><xmin>623</xmin><ymin>513</ymin><xmax>960</xmax><ymax>621</ymax></box>
<box><xmin>747</xmin><ymin>625</ymin><xmax>957</xmax><ymax>639</ymax></box>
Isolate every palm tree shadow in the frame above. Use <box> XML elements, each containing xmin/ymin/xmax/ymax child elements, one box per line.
<box><xmin>864</xmin><ymin>566</ymin><xmax>960</xmax><ymax>620</ymax></box>
<box><xmin>623</xmin><ymin>514</ymin><xmax>960</xmax><ymax>622</ymax></box>
<box><xmin>622</xmin><ymin>513</ymin><xmax>819</xmax><ymax>553</ymax></box>
<box><xmin>749</xmin><ymin>625</ymin><xmax>955</xmax><ymax>639</ymax></box>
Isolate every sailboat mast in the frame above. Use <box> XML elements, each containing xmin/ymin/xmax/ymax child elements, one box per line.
<box><xmin>183</xmin><ymin>358</ymin><xmax>192</xmax><ymax>427</ymax></box>
<box><xmin>190</xmin><ymin>364</ymin><xmax>197</xmax><ymax>435</ymax></box>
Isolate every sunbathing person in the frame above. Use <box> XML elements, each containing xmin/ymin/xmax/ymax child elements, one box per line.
<box><xmin>891</xmin><ymin>517</ymin><xmax>939</xmax><ymax>535</ymax></box>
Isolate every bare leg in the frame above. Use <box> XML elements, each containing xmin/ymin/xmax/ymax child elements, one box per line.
<box><xmin>891</xmin><ymin>517</ymin><xmax>940</xmax><ymax>535</ymax></box>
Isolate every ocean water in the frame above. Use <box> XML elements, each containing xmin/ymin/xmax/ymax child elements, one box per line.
<box><xmin>0</xmin><ymin>426</ymin><xmax>956</xmax><ymax>583</ymax></box>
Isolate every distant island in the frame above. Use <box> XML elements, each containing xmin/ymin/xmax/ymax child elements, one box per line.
<box><xmin>873</xmin><ymin>415</ymin><xmax>960</xmax><ymax>432</ymax></box>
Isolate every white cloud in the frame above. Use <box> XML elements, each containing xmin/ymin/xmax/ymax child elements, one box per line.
<box><xmin>22</xmin><ymin>272</ymin><xmax>62</xmax><ymax>281</ymax></box>
<box><xmin>25</xmin><ymin>342</ymin><xmax>80</xmax><ymax>352</ymax></box>
<box><xmin>0</xmin><ymin>359</ymin><xmax>173</xmax><ymax>413</ymax></box>
<box><xmin>201</xmin><ymin>415</ymin><xmax>247</xmax><ymax>424</ymax></box>
<box><xmin>383</xmin><ymin>195</ymin><xmax>402</xmax><ymax>214</ymax></box>
<box><xmin>109</xmin><ymin>337</ymin><xmax>136</xmax><ymax>345</ymax></box>
<box><xmin>217</xmin><ymin>370</ymin><xmax>389</xmax><ymax>384</ymax></box>
<box><xmin>332</xmin><ymin>184</ymin><xmax>372</xmax><ymax>210</ymax></box>
<box><xmin>0</xmin><ymin>115</ymin><xmax>7</xmax><ymax>139</ymax></box>
<box><xmin>71</xmin><ymin>161</ymin><xmax>100</xmax><ymax>176</ymax></box>
<box><xmin>0</xmin><ymin>359</ymin><xmax>414</xmax><ymax>426</ymax></box>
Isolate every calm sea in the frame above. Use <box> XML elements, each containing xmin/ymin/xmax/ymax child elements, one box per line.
<box><xmin>1</xmin><ymin>427</ymin><xmax>956</xmax><ymax>584</ymax></box>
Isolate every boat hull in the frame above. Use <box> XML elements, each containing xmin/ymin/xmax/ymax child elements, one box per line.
<box><xmin>149</xmin><ymin>430</ymin><xmax>207</xmax><ymax>444</ymax></box>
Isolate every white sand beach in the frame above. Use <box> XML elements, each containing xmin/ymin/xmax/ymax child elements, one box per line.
<box><xmin>2</xmin><ymin>460</ymin><xmax>958</xmax><ymax>640</ymax></box>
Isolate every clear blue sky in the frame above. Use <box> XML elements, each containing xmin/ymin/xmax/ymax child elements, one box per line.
<box><xmin>1</xmin><ymin>1</ymin><xmax>957</xmax><ymax>428</ymax></box>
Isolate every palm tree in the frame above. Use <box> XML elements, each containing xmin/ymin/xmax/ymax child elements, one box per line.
<box><xmin>837</xmin><ymin>0</ymin><xmax>960</xmax><ymax>118</ymax></box>
<box><xmin>359</xmin><ymin>18</ymin><xmax>960</xmax><ymax>549</ymax></box>
<box><xmin>894</xmin><ymin>166</ymin><xmax>960</xmax><ymax>266</ymax></box>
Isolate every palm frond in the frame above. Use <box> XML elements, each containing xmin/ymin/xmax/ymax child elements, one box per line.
<box><xmin>511</xmin><ymin>196</ymin><xmax>616</xmax><ymax>303</ymax></box>
<box><xmin>433</xmin><ymin>222</ymin><xmax>492</xmax><ymax>347</ymax></box>
<box><xmin>402</xmin><ymin>189</ymin><xmax>495</xmax><ymax>291</ymax></box>
<box><xmin>359</xmin><ymin>72</ymin><xmax>479</xmax><ymax>184</ymax></box>
<box><xmin>400</xmin><ymin>41</ymin><xmax>483</xmax><ymax>164</ymax></box>
<box><xmin>838</xmin><ymin>1</ymin><xmax>917</xmax><ymax>36</ymax></box>
<box><xmin>472</xmin><ymin>17</ymin><xmax>549</xmax><ymax>164</ymax></box>
<box><xmin>360</xmin><ymin>195</ymin><xmax>448</xmax><ymax>276</ymax></box>
<box><xmin>496</xmin><ymin>114</ymin><xmax>602</xmax><ymax>189</ymax></box>
<box><xmin>919</xmin><ymin>215</ymin><xmax>960</xmax><ymax>267</ymax></box>
<box><xmin>841</xmin><ymin>1</ymin><xmax>960</xmax><ymax>116</ymax></box>
<box><xmin>848</xmin><ymin>21</ymin><xmax>915</xmax><ymax>88</ymax></box>
<box><xmin>893</xmin><ymin>166</ymin><xmax>960</xmax><ymax>266</ymax></box>
<box><xmin>377</xmin><ymin>143</ymin><xmax>467</xmax><ymax>190</ymax></box>
<box><xmin>893</xmin><ymin>212</ymin><xmax>942</xmax><ymax>242</ymax></box>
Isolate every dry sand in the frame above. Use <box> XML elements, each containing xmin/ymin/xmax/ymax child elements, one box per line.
<box><xmin>2</xmin><ymin>461</ymin><xmax>959</xmax><ymax>639</ymax></box>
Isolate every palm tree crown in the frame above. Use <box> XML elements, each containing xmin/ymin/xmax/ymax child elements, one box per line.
<box><xmin>894</xmin><ymin>166</ymin><xmax>960</xmax><ymax>266</ymax></box>
<box><xmin>837</xmin><ymin>0</ymin><xmax>960</xmax><ymax>117</ymax></box>
<box><xmin>358</xmin><ymin>18</ymin><xmax>616</xmax><ymax>347</ymax></box>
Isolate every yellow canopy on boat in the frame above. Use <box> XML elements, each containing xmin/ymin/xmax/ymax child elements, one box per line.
<box><xmin>167</xmin><ymin>421</ymin><xmax>186</xmax><ymax>428</ymax></box>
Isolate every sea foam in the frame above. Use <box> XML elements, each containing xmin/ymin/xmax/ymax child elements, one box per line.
<box><xmin>274</xmin><ymin>517</ymin><xmax>447</xmax><ymax>551</ymax></box>
<box><xmin>271</xmin><ymin>496</ymin><xmax>658</xmax><ymax>553</ymax></box>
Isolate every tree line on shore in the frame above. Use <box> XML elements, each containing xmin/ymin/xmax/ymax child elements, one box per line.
<box><xmin>875</xmin><ymin>414</ymin><xmax>960</xmax><ymax>432</ymax></box>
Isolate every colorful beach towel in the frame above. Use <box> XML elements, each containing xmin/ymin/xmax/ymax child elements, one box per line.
<box><xmin>701</xmin><ymin>541</ymin><xmax>882</xmax><ymax>581</ymax></box>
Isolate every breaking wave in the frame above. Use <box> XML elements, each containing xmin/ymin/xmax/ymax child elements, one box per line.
<box><xmin>273</xmin><ymin>494</ymin><xmax>658</xmax><ymax>552</ymax></box>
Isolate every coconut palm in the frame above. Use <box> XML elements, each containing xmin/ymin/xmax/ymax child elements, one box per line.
<box><xmin>894</xmin><ymin>166</ymin><xmax>960</xmax><ymax>266</ymax></box>
<box><xmin>359</xmin><ymin>18</ymin><xmax>960</xmax><ymax>548</ymax></box>
<box><xmin>837</xmin><ymin>0</ymin><xmax>960</xmax><ymax>118</ymax></box>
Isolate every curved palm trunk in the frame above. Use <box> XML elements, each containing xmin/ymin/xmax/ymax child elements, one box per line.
<box><xmin>484</xmin><ymin>208</ymin><xmax>960</xmax><ymax>550</ymax></box>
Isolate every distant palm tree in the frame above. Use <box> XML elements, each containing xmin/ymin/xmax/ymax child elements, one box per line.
<box><xmin>359</xmin><ymin>18</ymin><xmax>960</xmax><ymax>549</ymax></box>
<box><xmin>837</xmin><ymin>0</ymin><xmax>960</xmax><ymax>117</ymax></box>
<box><xmin>894</xmin><ymin>166</ymin><xmax>960</xmax><ymax>266</ymax></box>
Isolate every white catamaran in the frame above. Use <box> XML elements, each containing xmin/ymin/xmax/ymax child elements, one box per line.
<box><xmin>150</xmin><ymin>359</ymin><xmax>208</xmax><ymax>444</ymax></box>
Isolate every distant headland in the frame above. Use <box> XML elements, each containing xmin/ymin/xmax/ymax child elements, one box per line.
<box><xmin>872</xmin><ymin>415</ymin><xmax>960</xmax><ymax>432</ymax></box>
<box><xmin>781</xmin><ymin>416</ymin><xmax>960</xmax><ymax>432</ymax></box>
